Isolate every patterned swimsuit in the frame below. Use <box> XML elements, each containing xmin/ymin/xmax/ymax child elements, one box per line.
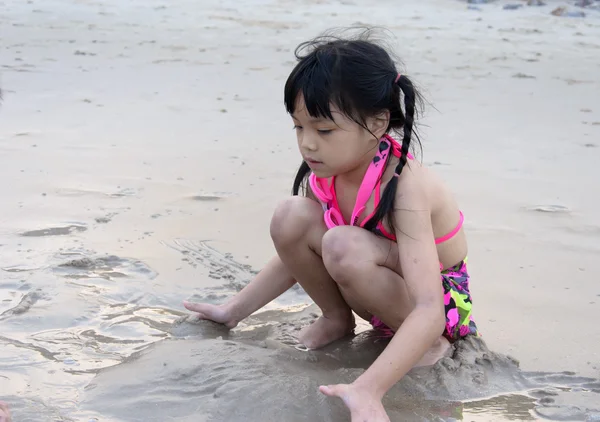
<box><xmin>309</xmin><ymin>134</ymin><xmax>478</xmax><ymax>342</ymax></box>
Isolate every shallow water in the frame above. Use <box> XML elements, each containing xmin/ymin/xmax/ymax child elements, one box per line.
<box><xmin>1</xmin><ymin>0</ymin><xmax>600</xmax><ymax>420</ymax></box>
<box><xmin>2</xmin><ymin>240</ymin><xmax>599</xmax><ymax>421</ymax></box>
<box><xmin>45</xmin><ymin>306</ymin><xmax>600</xmax><ymax>421</ymax></box>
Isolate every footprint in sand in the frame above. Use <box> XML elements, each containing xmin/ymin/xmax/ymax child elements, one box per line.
<box><xmin>20</xmin><ymin>225</ymin><xmax>87</xmax><ymax>237</ymax></box>
<box><xmin>526</xmin><ymin>205</ymin><xmax>570</xmax><ymax>214</ymax></box>
<box><xmin>161</xmin><ymin>45</ymin><xmax>187</xmax><ymax>52</ymax></box>
<box><xmin>74</xmin><ymin>50</ymin><xmax>96</xmax><ymax>56</ymax></box>
<box><xmin>152</xmin><ymin>58</ymin><xmax>185</xmax><ymax>64</ymax></box>
<box><xmin>162</xmin><ymin>238</ymin><xmax>257</xmax><ymax>290</ymax></box>
<box><xmin>54</xmin><ymin>187</ymin><xmax>138</xmax><ymax>198</ymax></box>
<box><xmin>94</xmin><ymin>212</ymin><xmax>118</xmax><ymax>224</ymax></box>
<box><xmin>513</xmin><ymin>72</ymin><xmax>536</xmax><ymax>79</ymax></box>
<box><xmin>54</xmin><ymin>253</ymin><xmax>156</xmax><ymax>281</ymax></box>
<box><xmin>0</xmin><ymin>290</ymin><xmax>43</xmax><ymax>320</ymax></box>
<box><xmin>189</xmin><ymin>194</ymin><xmax>225</xmax><ymax>201</ymax></box>
<box><xmin>563</xmin><ymin>78</ymin><xmax>593</xmax><ymax>86</ymax></box>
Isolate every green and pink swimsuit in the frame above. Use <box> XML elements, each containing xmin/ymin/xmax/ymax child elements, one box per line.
<box><xmin>308</xmin><ymin>134</ymin><xmax>478</xmax><ymax>342</ymax></box>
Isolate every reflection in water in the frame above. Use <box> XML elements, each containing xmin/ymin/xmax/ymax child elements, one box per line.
<box><xmin>463</xmin><ymin>393</ymin><xmax>537</xmax><ymax>421</ymax></box>
<box><xmin>0</xmin><ymin>247</ymin><xmax>182</xmax><ymax>419</ymax></box>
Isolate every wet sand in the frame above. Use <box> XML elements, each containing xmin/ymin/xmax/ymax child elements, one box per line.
<box><xmin>1</xmin><ymin>0</ymin><xmax>599</xmax><ymax>420</ymax></box>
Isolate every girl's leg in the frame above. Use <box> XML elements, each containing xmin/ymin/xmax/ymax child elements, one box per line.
<box><xmin>320</xmin><ymin>225</ymin><xmax>413</xmax><ymax>328</ymax></box>
<box><xmin>270</xmin><ymin>196</ymin><xmax>355</xmax><ymax>349</ymax></box>
<box><xmin>321</xmin><ymin>225</ymin><xmax>450</xmax><ymax>363</ymax></box>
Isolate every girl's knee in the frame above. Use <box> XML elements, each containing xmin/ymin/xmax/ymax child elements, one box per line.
<box><xmin>270</xmin><ymin>196</ymin><xmax>322</xmax><ymax>247</ymax></box>
<box><xmin>322</xmin><ymin>226</ymin><xmax>364</xmax><ymax>284</ymax></box>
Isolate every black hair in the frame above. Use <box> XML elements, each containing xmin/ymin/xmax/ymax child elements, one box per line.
<box><xmin>284</xmin><ymin>27</ymin><xmax>423</xmax><ymax>235</ymax></box>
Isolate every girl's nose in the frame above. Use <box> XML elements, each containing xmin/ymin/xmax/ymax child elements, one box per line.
<box><xmin>300</xmin><ymin>134</ymin><xmax>318</xmax><ymax>151</ymax></box>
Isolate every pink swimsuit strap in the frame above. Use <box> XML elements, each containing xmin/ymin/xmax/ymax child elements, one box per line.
<box><xmin>350</xmin><ymin>134</ymin><xmax>400</xmax><ymax>225</ymax></box>
<box><xmin>435</xmin><ymin>211</ymin><xmax>464</xmax><ymax>245</ymax></box>
<box><xmin>308</xmin><ymin>135</ymin><xmax>463</xmax><ymax>245</ymax></box>
<box><xmin>309</xmin><ymin>134</ymin><xmax>398</xmax><ymax>227</ymax></box>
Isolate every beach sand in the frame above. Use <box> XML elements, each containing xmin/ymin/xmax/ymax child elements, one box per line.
<box><xmin>1</xmin><ymin>0</ymin><xmax>599</xmax><ymax>420</ymax></box>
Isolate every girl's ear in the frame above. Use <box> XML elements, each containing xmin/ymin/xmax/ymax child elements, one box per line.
<box><xmin>368</xmin><ymin>110</ymin><xmax>390</xmax><ymax>139</ymax></box>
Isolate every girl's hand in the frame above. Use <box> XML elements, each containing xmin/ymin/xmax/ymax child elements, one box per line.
<box><xmin>183</xmin><ymin>301</ymin><xmax>238</xmax><ymax>328</ymax></box>
<box><xmin>319</xmin><ymin>383</ymin><xmax>390</xmax><ymax>422</ymax></box>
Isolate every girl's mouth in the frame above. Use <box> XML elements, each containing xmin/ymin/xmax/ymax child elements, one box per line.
<box><xmin>306</xmin><ymin>160</ymin><xmax>323</xmax><ymax>169</ymax></box>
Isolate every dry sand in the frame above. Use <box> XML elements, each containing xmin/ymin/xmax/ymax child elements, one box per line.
<box><xmin>1</xmin><ymin>0</ymin><xmax>599</xmax><ymax>420</ymax></box>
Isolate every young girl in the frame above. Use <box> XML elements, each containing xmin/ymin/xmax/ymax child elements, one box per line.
<box><xmin>184</xmin><ymin>29</ymin><xmax>478</xmax><ymax>421</ymax></box>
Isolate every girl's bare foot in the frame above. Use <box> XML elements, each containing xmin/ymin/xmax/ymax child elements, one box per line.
<box><xmin>298</xmin><ymin>313</ymin><xmax>356</xmax><ymax>349</ymax></box>
<box><xmin>183</xmin><ymin>301</ymin><xmax>238</xmax><ymax>329</ymax></box>
<box><xmin>0</xmin><ymin>401</ymin><xmax>11</xmax><ymax>422</ymax></box>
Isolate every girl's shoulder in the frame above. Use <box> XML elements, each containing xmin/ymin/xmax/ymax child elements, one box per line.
<box><xmin>389</xmin><ymin>154</ymin><xmax>465</xmax><ymax>246</ymax></box>
<box><xmin>388</xmin><ymin>154</ymin><xmax>454</xmax><ymax>214</ymax></box>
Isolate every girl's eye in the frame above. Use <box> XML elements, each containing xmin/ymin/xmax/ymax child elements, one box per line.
<box><xmin>293</xmin><ymin>125</ymin><xmax>302</xmax><ymax>130</ymax></box>
<box><xmin>318</xmin><ymin>129</ymin><xmax>333</xmax><ymax>135</ymax></box>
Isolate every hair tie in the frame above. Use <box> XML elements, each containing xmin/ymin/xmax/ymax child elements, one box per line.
<box><xmin>394</xmin><ymin>73</ymin><xmax>402</xmax><ymax>83</ymax></box>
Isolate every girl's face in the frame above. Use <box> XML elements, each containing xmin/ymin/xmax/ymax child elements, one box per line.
<box><xmin>291</xmin><ymin>95</ymin><xmax>387</xmax><ymax>179</ymax></box>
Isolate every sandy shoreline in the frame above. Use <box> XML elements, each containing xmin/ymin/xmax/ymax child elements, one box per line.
<box><xmin>1</xmin><ymin>0</ymin><xmax>599</xmax><ymax>420</ymax></box>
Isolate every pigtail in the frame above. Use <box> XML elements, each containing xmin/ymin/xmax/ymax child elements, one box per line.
<box><xmin>292</xmin><ymin>161</ymin><xmax>311</xmax><ymax>196</ymax></box>
<box><xmin>395</xmin><ymin>75</ymin><xmax>415</xmax><ymax>177</ymax></box>
<box><xmin>363</xmin><ymin>74</ymin><xmax>416</xmax><ymax>234</ymax></box>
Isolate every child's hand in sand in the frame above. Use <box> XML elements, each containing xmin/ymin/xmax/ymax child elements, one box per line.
<box><xmin>320</xmin><ymin>383</ymin><xmax>390</xmax><ymax>422</ymax></box>
<box><xmin>0</xmin><ymin>401</ymin><xmax>11</xmax><ymax>422</ymax></box>
<box><xmin>183</xmin><ymin>301</ymin><xmax>238</xmax><ymax>328</ymax></box>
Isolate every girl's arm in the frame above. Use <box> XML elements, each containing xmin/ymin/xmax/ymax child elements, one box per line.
<box><xmin>225</xmin><ymin>255</ymin><xmax>296</xmax><ymax>323</ymax></box>
<box><xmin>352</xmin><ymin>175</ymin><xmax>446</xmax><ymax>398</ymax></box>
<box><xmin>185</xmin><ymin>254</ymin><xmax>296</xmax><ymax>327</ymax></box>
<box><xmin>200</xmin><ymin>180</ymin><xmax>317</xmax><ymax>325</ymax></box>
<box><xmin>226</xmin><ymin>180</ymin><xmax>319</xmax><ymax>322</ymax></box>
